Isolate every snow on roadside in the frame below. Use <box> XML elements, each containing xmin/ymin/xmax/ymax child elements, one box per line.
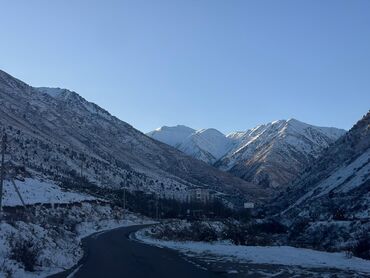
<box><xmin>2</xmin><ymin>178</ymin><xmax>96</xmax><ymax>206</ymax></box>
<box><xmin>135</xmin><ymin>229</ymin><xmax>370</xmax><ymax>274</ymax></box>
<box><xmin>0</xmin><ymin>203</ymin><xmax>154</xmax><ymax>278</ymax></box>
<box><xmin>76</xmin><ymin>210</ymin><xmax>156</xmax><ymax>240</ymax></box>
<box><xmin>0</xmin><ymin>220</ymin><xmax>81</xmax><ymax>278</ymax></box>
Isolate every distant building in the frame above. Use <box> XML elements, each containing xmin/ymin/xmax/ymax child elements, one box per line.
<box><xmin>243</xmin><ymin>202</ymin><xmax>255</xmax><ymax>209</ymax></box>
<box><xmin>187</xmin><ymin>188</ymin><xmax>211</xmax><ymax>204</ymax></box>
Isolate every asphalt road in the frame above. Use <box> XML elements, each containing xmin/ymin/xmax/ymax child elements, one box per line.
<box><xmin>48</xmin><ymin>225</ymin><xmax>366</xmax><ymax>278</ymax></box>
<box><xmin>52</xmin><ymin>225</ymin><xmax>220</xmax><ymax>278</ymax></box>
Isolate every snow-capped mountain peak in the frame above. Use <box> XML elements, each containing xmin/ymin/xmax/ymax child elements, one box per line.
<box><xmin>149</xmin><ymin>119</ymin><xmax>346</xmax><ymax>189</ymax></box>
<box><xmin>147</xmin><ymin>126</ymin><xmax>233</xmax><ymax>164</ymax></box>
<box><xmin>146</xmin><ymin>125</ymin><xmax>195</xmax><ymax>147</ymax></box>
<box><xmin>178</xmin><ymin>128</ymin><xmax>233</xmax><ymax>163</ymax></box>
<box><xmin>217</xmin><ymin>119</ymin><xmax>346</xmax><ymax>188</ymax></box>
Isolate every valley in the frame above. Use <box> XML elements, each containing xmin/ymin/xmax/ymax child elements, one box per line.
<box><xmin>0</xmin><ymin>70</ymin><xmax>368</xmax><ymax>277</ymax></box>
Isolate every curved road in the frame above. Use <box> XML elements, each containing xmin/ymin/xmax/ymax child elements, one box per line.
<box><xmin>49</xmin><ymin>225</ymin><xmax>365</xmax><ymax>278</ymax></box>
<box><xmin>52</xmin><ymin>225</ymin><xmax>220</xmax><ymax>278</ymax></box>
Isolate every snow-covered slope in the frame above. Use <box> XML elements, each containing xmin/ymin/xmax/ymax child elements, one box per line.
<box><xmin>275</xmin><ymin>111</ymin><xmax>370</xmax><ymax>218</ymax></box>
<box><xmin>2</xmin><ymin>178</ymin><xmax>96</xmax><ymax>206</ymax></box>
<box><xmin>216</xmin><ymin>119</ymin><xmax>346</xmax><ymax>188</ymax></box>
<box><xmin>270</xmin><ymin>111</ymin><xmax>370</xmax><ymax>253</ymax></box>
<box><xmin>0</xmin><ymin>201</ymin><xmax>152</xmax><ymax>277</ymax></box>
<box><xmin>178</xmin><ymin>129</ymin><xmax>233</xmax><ymax>164</ymax></box>
<box><xmin>0</xmin><ymin>69</ymin><xmax>263</xmax><ymax>203</ymax></box>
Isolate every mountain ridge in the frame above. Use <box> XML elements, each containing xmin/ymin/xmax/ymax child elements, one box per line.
<box><xmin>269</xmin><ymin>111</ymin><xmax>370</xmax><ymax>253</ymax></box>
<box><xmin>148</xmin><ymin>119</ymin><xmax>346</xmax><ymax>188</ymax></box>
<box><xmin>0</xmin><ymin>69</ymin><xmax>266</xmax><ymax>205</ymax></box>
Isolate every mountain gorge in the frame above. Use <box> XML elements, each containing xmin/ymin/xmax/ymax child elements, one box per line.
<box><xmin>148</xmin><ymin>120</ymin><xmax>346</xmax><ymax>188</ymax></box>
<box><xmin>0</xmin><ymin>70</ymin><xmax>264</xmax><ymax>204</ymax></box>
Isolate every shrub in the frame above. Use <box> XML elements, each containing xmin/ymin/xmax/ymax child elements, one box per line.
<box><xmin>9</xmin><ymin>237</ymin><xmax>40</xmax><ymax>272</ymax></box>
<box><xmin>332</xmin><ymin>208</ymin><xmax>346</xmax><ymax>221</ymax></box>
<box><xmin>289</xmin><ymin>219</ymin><xmax>310</xmax><ymax>240</ymax></box>
<box><xmin>223</xmin><ymin>222</ymin><xmax>246</xmax><ymax>245</ymax></box>
<box><xmin>189</xmin><ymin>222</ymin><xmax>218</xmax><ymax>242</ymax></box>
<box><xmin>0</xmin><ymin>259</ymin><xmax>13</xmax><ymax>278</ymax></box>
<box><xmin>150</xmin><ymin>221</ymin><xmax>219</xmax><ymax>242</ymax></box>
<box><xmin>251</xmin><ymin>220</ymin><xmax>287</xmax><ymax>234</ymax></box>
<box><xmin>151</xmin><ymin>223</ymin><xmax>193</xmax><ymax>241</ymax></box>
<box><xmin>353</xmin><ymin>238</ymin><xmax>370</xmax><ymax>260</ymax></box>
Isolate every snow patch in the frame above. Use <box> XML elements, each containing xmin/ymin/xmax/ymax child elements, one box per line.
<box><xmin>136</xmin><ymin>230</ymin><xmax>370</xmax><ymax>274</ymax></box>
<box><xmin>2</xmin><ymin>178</ymin><xmax>96</xmax><ymax>206</ymax></box>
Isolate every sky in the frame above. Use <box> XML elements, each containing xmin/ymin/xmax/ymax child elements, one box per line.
<box><xmin>0</xmin><ymin>0</ymin><xmax>369</xmax><ymax>134</ymax></box>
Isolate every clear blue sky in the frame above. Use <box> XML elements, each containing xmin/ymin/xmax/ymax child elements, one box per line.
<box><xmin>1</xmin><ymin>0</ymin><xmax>369</xmax><ymax>134</ymax></box>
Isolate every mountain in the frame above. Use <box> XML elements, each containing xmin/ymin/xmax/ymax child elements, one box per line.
<box><xmin>178</xmin><ymin>128</ymin><xmax>233</xmax><ymax>164</ymax></box>
<box><xmin>146</xmin><ymin>125</ymin><xmax>195</xmax><ymax>148</ymax></box>
<box><xmin>271</xmin><ymin>111</ymin><xmax>370</xmax><ymax>253</ymax></box>
<box><xmin>149</xmin><ymin>120</ymin><xmax>346</xmax><ymax>188</ymax></box>
<box><xmin>147</xmin><ymin>127</ymin><xmax>234</xmax><ymax>164</ymax></box>
<box><xmin>0</xmin><ymin>69</ymin><xmax>265</xmax><ymax>204</ymax></box>
<box><xmin>217</xmin><ymin>119</ymin><xmax>346</xmax><ymax>188</ymax></box>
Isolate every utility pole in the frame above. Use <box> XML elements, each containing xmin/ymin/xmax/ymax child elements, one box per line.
<box><xmin>155</xmin><ymin>195</ymin><xmax>159</xmax><ymax>220</ymax></box>
<box><xmin>10</xmin><ymin>179</ymin><xmax>26</xmax><ymax>207</ymax></box>
<box><xmin>0</xmin><ymin>133</ymin><xmax>7</xmax><ymax>220</ymax></box>
<box><xmin>123</xmin><ymin>187</ymin><xmax>126</xmax><ymax>211</ymax></box>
